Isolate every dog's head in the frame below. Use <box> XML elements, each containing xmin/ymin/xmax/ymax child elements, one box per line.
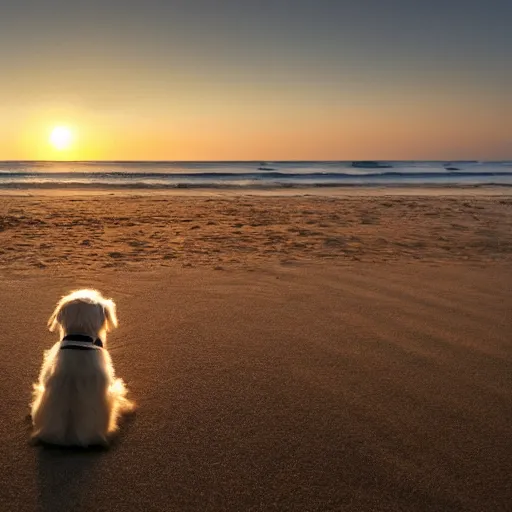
<box><xmin>48</xmin><ymin>289</ymin><xmax>118</xmax><ymax>339</ymax></box>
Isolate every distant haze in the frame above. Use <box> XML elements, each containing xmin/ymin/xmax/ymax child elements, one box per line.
<box><xmin>0</xmin><ymin>0</ymin><xmax>510</xmax><ymax>160</ymax></box>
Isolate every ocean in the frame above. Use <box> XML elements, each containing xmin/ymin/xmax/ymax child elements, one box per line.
<box><xmin>1</xmin><ymin>161</ymin><xmax>511</xmax><ymax>190</ymax></box>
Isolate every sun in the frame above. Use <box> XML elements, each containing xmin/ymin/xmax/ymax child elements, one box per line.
<box><xmin>49</xmin><ymin>126</ymin><xmax>73</xmax><ymax>151</ymax></box>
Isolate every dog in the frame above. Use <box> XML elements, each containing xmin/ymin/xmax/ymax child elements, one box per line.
<box><xmin>31</xmin><ymin>289</ymin><xmax>134</xmax><ymax>447</ymax></box>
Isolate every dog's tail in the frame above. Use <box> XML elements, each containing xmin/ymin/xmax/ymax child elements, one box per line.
<box><xmin>107</xmin><ymin>378</ymin><xmax>136</xmax><ymax>433</ymax></box>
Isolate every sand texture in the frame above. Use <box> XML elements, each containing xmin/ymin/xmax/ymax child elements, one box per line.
<box><xmin>0</xmin><ymin>194</ymin><xmax>511</xmax><ymax>270</ymax></box>
<box><xmin>0</xmin><ymin>193</ymin><xmax>511</xmax><ymax>511</ymax></box>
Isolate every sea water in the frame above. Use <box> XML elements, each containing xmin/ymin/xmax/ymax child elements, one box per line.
<box><xmin>0</xmin><ymin>161</ymin><xmax>511</xmax><ymax>190</ymax></box>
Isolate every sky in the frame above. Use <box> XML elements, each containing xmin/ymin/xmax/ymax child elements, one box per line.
<box><xmin>0</xmin><ymin>0</ymin><xmax>510</xmax><ymax>160</ymax></box>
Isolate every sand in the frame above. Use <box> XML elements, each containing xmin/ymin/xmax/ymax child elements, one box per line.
<box><xmin>0</xmin><ymin>191</ymin><xmax>511</xmax><ymax>511</ymax></box>
<box><xmin>1</xmin><ymin>192</ymin><xmax>511</xmax><ymax>270</ymax></box>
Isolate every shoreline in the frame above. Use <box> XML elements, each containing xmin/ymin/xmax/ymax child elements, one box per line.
<box><xmin>1</xmin><ymin>185</ymin><xmax>512</xmax><ymax>197</ymax></box>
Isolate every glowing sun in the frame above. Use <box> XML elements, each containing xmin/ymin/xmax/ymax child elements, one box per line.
<box><xmin>49</xmin><ymin>126</ymin><xmax>73</xmax><ymax>150</ymax></box>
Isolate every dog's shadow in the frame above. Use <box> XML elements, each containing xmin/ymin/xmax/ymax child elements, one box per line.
<box><xmin>31</xmin><ymin>414</ymin><xmax>136</xmax><ymax>512</ymax></box>
<box><xmin>35</xmin><ymin>443</ymin><xmax>104</xmax><ymax>512</ymax></box>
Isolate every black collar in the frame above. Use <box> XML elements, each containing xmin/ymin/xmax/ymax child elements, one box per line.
<box><xmin>61</xmin><ymin>334</ymin><xmax>103</xmax><ymax>350</ymax></box>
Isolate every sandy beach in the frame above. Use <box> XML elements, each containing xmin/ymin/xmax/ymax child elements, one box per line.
<box><xmin>0</xmin><ymin>191</ymin><xmax>511</xmax><ymax>511</ymax></box>
<box><xmin>1</xmin><ymin>191</ymin><xmax>511</xmax><ymax>271</ymax></box>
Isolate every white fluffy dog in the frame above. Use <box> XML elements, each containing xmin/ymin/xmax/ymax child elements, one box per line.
<box><xmin>31</xmin><ymin>289</ymin><xmax>134</xmax><ymax>447</ymax></box>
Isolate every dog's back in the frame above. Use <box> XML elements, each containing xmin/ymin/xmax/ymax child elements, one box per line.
<box><xmin>31</xmin><ymin>289</ymin><xmax>133</xmax><ymax>447</ymax></box>
<box><xmin>32</xmin><ymin>347</ymin><xmax>111</xmax><ymax>446</ymax></box>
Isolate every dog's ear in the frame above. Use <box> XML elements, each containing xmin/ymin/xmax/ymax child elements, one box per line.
<box><xmin>103</xmin><ymin>299</ymin><xmax>118</xmax><ymax>330</ymax></box>
<box><xmin>47</xmin><ymin>303</ymin><xmax>62</xmax><ymax>332</ymax></box>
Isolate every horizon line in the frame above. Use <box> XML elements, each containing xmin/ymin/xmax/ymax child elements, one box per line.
<box><xmin>0</xmin><ymin>159</ymin><xmax>503</xmax><ymax>164</ymax></box>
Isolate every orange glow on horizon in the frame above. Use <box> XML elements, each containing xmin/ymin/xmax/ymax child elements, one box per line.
<box><xmin>0</xmin><ymin>91</ymin><xmax>509</xmax><ymax>161</ymax></box>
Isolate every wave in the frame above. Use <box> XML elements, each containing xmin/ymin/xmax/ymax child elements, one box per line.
<box><xmin>1</xmin><ymin>160</ymin><xmax>511</xmax><ymax>190</ymax></box>
<box><xmin>1</xmin><ymin>170</ymin><xmax>512</xmax><ymax>180</ymax></box>
<box><xmin>0</xmin><ymin>181</ymin><xmax>511</xmax><ymax>191</ymax></box>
